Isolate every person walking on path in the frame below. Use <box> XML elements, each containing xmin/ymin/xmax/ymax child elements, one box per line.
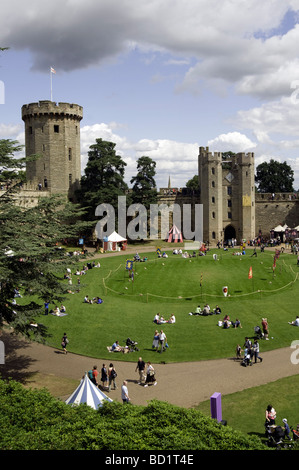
<box><xmin>159</xmin><ymin>330</ymin><xmax>167</xmax><ymax>353</ymax></box>
<box><xmin>91</xmin><ymin>365</ymin><xmax>99</xmax><ymax>386</ymax></box>
<box><xmin>101</xmin><ymin>363</ymin><xmax>108</xmax><ymax>390</ymax></box>
<box><xmin>262</xmin><ymin>318</ymin><xmax>269</xmax><ymax>340</ymax></box>
<box><xmin>121</xmin><ymin>380</ymin><xmax>130</xmax><ymax>403</ymax></box>
<box><xmin>152</xmin><ymin>330</ymin><xmax>159</xmax><ymax>351</ymax></box>
<box><xmin>135</xmin><ymin>357</ymin><xmax>146</xmax><ymax>385</ymax></box>
<box><xmin>61</xmin><ymin>332</ymin><xmax>68</xmax><ymax>354</ymax></box>
<box><xmin>108</xmin><ymin>363</ymin><xmax>117</xmax><ymax>391</ymax></box>
<box><xmin>253</xmin><ymin>339</ymin><xmax>263</xmax><ymax>363</ymax></box>
<box><xmin>144</xmin><ymin>361</ymin><xmax>157</xmax><ymax>387</ymax></box>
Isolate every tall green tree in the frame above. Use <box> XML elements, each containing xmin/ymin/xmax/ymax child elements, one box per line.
<box><xmin>255</xmin><ymin>159</ymin><xmax>294</xmax><ymax>193</ymax></box>
<box><xmin>186</xmin><ymin>175</ymin><xmax>200</xmax><ymax>192</ymax></box>
<box><xmin>0</xmin><ymin>140</ymin><xmax>91</xmax><ymax>340</ymax></box>
<box><xmin>130</xmin><ymin>156</ymin><xmax>157</xmax><ymax>209</ymax></box>
<box><xmin>77</xmin><ymin>139</ymin><xmax>128</xmax><ymax>221</ymax></box>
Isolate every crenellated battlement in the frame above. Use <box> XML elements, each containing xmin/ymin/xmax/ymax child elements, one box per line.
<box><xmin>22</xmin><ymin>100</ymin><xmax>83</xmax><ymax>121</ymax></box>
<box><xmin>235</xmin><ymin>152</ymin><xmax>254</xmax><ymax>165</ymax></box>
<box><xmin>22</xmin><ymin>100</ymin><xmax>82</xmax><ymax>198</ymax></box>
<box><xmin>199</xmin><ymin>146</ymin><xmax>222</xmax><ymax>162</ymax></box>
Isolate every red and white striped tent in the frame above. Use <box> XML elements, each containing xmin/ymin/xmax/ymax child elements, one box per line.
<box><xmin>166</xmin><ymin>225</ymin><xmax>183</xmax><ymax>243</ymax></box>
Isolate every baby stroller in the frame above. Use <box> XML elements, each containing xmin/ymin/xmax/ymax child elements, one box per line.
<box><xmin>126</xmin><ymin>337</ymin><xmax>139</xmax><ymax>352</ymax></box>
<box><xmin>265</xmin><ymin>423</ymin><xmax>285</xmax><ymax>448</ymax></box>
<box><xmin>292</xmin><ymin>425</ymin><xmax>299</xmax><ymax>441</ymax></box>
<box><xmin>241</xmin><ymin>349</ymin><xmax>252</xmax><ymax>367</ymax></box>
<box><xmin>254</xmin><ymin>326</ymin><xmax>264</xmax><ymax>339</ymax></box>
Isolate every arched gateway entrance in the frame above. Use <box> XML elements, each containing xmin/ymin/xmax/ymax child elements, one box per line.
<box><xmin>224</xmin><ymin>225</ymin><xmax>236</xmax><ymax>245</ymax></box>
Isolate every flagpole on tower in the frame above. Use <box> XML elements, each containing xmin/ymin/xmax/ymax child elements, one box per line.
<box><xmin>50</xmin><ymin>67</ymin><xmax>56</xmax><ymax>101</ymax></box>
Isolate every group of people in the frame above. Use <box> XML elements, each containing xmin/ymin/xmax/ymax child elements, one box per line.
<box><xmin>45</xmin><ymin>303</ymin><xmax>66</xmax><ymax>316</ymax></box>
<box><xmin>83</xmin><ymin>295</ymin><xmax>103</xmax><ymax>304</ymax></box>
<box><xmin>88</xmin><ymin>357</ymin><xmax>158</xmax><ymax>405</ymax></box>
<box><xmin>135</xmin><ymin>357</ymin><xmax>157</xmax><ymax>387</ymax></box>
<box><xmin>189</xmin><ymin>304</ymin><xmax>221</xmax><ymax>316</ymax></box>
<box><xmin>189</xmin><ymin>304</ymin><xmax>243</xmax><ymax>330</ymax></box>
<box><xmin>219</xmin><ymin>315</ymin><xmax>242</xmax><ymax>329</ymax></box>
<box><xmin>121</xmin><ymin>358</ymin><xmax>158</xmax><ymax>403</ymax></box>
<box><xmin>88</xmin><ymin>363</ymin><xmax>117</xmax><ymax>392</ymax></box>
<box><xmin>153</xmin><ymin>313</ymin><xmax>175</xmax><ymax>324</ymax></box>
<box><xmin>236</xmin><ymin>336</ymin><xmax>263</xmax><ymax>366</ymax></box>
<box><xmin>152</xmin><ymin>329</ymin><xmax>168</xmax><ymax>353</ymax></box>
<box><xmin>52</xmin><ymin>305</ymin><xmax>66</xmax><ymax>316</ymax></box>
<box><xmin>265</xmin><ymin>405</ymin><xmax>295</xmax><ymax>444</ymax></box>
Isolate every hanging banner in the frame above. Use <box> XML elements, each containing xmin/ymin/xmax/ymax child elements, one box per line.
<box><xmin>126</xmin><ymin>260</ymin><xmax>133</xmax><ymax>271</ymax></box>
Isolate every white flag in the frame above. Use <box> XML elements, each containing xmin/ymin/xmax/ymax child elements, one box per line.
<box><xmin>51</xmin><ymin>67</ymin><xmax>56</xmax><ymax>74</ymax></box>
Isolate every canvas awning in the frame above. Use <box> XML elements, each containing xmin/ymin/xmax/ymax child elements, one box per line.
<box><xmin>65</xmin><ymin>372</ymin><xmax>113</xmax><ymax>409</ymax></box>
<box><xmin>107</xmin><ymin>231</ymin><xmax>127</xmax><ymax>242</ymax></box>
<box><xmin>166</xmin><ymin>225</ymin><xmax>183</xmax><ymax>243</ymax></box>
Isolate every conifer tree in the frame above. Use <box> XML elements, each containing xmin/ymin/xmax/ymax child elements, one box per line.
<box><xmin>77</xmin><ymin>138</ymin><xmax>128</xmax><ymax>221</ymax></box>
<box><xmin>0</xmin><ymin>139</ymin><xmax>91</xmax><ymax>340</ymax></box>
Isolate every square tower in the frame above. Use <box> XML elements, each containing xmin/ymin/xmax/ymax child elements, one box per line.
<box><xmin>198</xmin><ymin>147</ymin><xmax>255</xmax><ymax>244</ymax></box>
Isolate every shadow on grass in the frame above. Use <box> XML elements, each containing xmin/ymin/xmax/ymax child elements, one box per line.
<box><xmin>0</xmin><ymin>331</ymin><xmax>37</xmax><ymax>384</ymax></box>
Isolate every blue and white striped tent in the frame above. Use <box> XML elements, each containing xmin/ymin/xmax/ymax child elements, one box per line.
<box><xmin>65</xmin><ymin>372</ymin><xmax>113</xmax><ymax>409</ymax></box>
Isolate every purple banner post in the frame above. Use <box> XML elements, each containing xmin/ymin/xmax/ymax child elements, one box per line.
<box><xmin>210</xmin><ymin>392</ymin><xmax>222</xmax><ymax>422</ymax></box>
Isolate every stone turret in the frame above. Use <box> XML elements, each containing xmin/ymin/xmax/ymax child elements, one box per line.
<box><xmin>198</xmin><ymin>146</ymin><xmax>223</xmax><ymax>242</ymax></box>
<box><xmin>22</xmin><ymin>100</ymin><xmax>83</xmax><ymax>199</ymax></box>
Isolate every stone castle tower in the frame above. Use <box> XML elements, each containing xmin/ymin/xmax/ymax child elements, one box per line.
<box><xmin>198</xmin><ymin>146</ymin><xmax>255</xmax><ymax>244</ymax></box>
<box><xmin>22</xmin><ymin>100</ymin><xmax>83</xmax><ymax>199</ymax></box>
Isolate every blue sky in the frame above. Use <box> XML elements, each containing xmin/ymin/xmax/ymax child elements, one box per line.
<box><xmin>1</xmin><ymin>0</ymin><xmax>299</xmax><ymax>190</ymax></box>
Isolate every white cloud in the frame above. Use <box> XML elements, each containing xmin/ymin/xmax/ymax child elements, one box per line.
<box><xmin>207</xmin><ymin>132</ymin><xmax>257</xmax><ymax>153</ymax></box>
<box><xmin>1</xmin><ymin>0</ymin><xmax>299</xmax><ymax>100</ymax></box>
<box><xmin>236</xmin><ymin>94</ymin><xmax>299</xmax><ymax>136</ymax></box>
<box><xmin>3</xmin><ymin>1</ymin><xmax>299</xmax><ymax>189</ymax></box>
<box><xmin>80</xmin><ymin>122</ymin><xmax>198</xmax><ymax>188</ymax></box>
<box><xmin>0</xmin><ymin>123</ymin><xmax>23</xmax><ymax>139</ymax></box>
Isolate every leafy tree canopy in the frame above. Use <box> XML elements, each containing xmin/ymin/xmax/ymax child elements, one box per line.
<box><xmin>186</xmin><ymin>175</ymin><xmax>199</xmax><ymax>191</ymax></box>
<box><xmin>0</xmin><ymin>379</ymin><xmax>269</xmax><ymax>450</ymax></box>
<box><xmin>255</xmin><ymin>159</ymin><xmax>294</xmax><ymax>193</ymax></box>
<box><xmin>77</xmin><ymin>139</ymin><xmax>128</xmax><ymax>221</ymax></box>
<box><xmin>130</xmin><ymin>156</ymin><xmax>157</xmax><ymax>209</ymax></box>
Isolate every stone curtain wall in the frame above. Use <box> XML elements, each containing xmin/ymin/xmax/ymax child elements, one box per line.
<box><xmin>158</xmin><ymin>190</ymin><xmax>299</xmax><ymax>240</ymax></box>
<box><xmin>255</xmin><ymin>193</ymin><xmax>299</xmax><ymax>237</ymax></box>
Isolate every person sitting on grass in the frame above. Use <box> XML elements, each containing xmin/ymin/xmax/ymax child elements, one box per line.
<box><xmin>153</xmin><ymin>313</ymin><xmax>166</xmax><ymax>324</ymax></box>
<box><xmin>223</xmin><ymin>315</ymin><xmax>231</xmax><ymax>329</ymax></box>
<box><xmin>232</xmin><ymin>318</ymin><xmax>242</xmax><ymax>328</ymax></box>
<box><xmin>202</xmin><ymin>304</ymin><xmax>210</xmax><ymax>316</ymax></box>
<box><xmin>168</xmin><ymin>314</ymin><xmax>176</xmax><ymax>323</ymax></box>
<box><xmin>111</xmin><ymin>341</ymin><xmax>122</xmax><ymax>352</ymax></box>
<box><xmin>288</xmin><ymin>316</ymin><xmax>299</xmax><ymax>326</ymax></box>
<box><xmin>54</xmin><ymin>306</ymin><xmax>60</xmax><ymax>316</ymax></box>
<box><xmin>213</xmin><ymin>305</ymin><xmax>221</xmax><ymax>315</ymax></box>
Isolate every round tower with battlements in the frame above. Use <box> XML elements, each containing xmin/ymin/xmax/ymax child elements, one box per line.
<box><xmin>22</xmin><ymin>100</ymin><xmax>83</xmax><ymax>199</ymax></box>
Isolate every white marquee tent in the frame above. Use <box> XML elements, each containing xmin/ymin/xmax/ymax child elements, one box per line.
<box><xmin>103</xmin><ymin>231</ymin><xmax>127</xmax><ymax>251</ymax></box>
<box><xmin>65</xmin><ymin>372</ymin><xmax>113</xmax><ymax>409</ymax></box>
